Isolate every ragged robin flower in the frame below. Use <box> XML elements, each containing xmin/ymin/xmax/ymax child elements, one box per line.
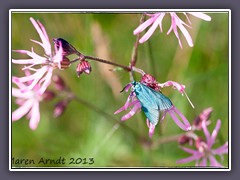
<box><xmin>12</xmin><ymin>70</ymin><xmax>43</xmax><ymax>130</ymax></box>
<box><xmin>177</xmin><ymin>119</ymin><xmax>228</xmax><ymax>167</ymax></box>
<box><xmin>12</xmin><ymin>17</ymin><xmax>65</xmax><ymax>95</ymax></box>
<box><xmin>133</xmin><ymin>12</ymin><xmax>211</xmax><ymax>48</ymax></box>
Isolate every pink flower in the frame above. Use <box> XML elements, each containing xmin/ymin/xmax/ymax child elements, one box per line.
<box><xmin>133</xmin><ymin>12</ymin><xmax>211</xmax><ymax>48</ymax></box>
<box><xmin>12</xmin><ymin>17</ymin><xmax>64</xmax><ymax>95</ymax></box>
<box><xmin>12</xmin><ymin>71</ymin><xmax>42</xmax><ymax>130</ymax></box>
<box><xmin>114</xmin><ymin>80</ymin><xmax>191</xmax><ymax>137</ymax></box>
<box><xmin>176</xmin><ymin>119</ymin><xmax>228</xmax><ymax>167</ymax></box>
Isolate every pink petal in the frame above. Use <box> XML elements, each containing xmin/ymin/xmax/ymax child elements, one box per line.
<box><xmin>172</xmin><ymin>106</ymin><xmax>191</xmax><ymax>128</ymax></box>
<box><xmin>12</xmin><ymin>88</ymin><xmax>31</xmax><ymax>99</ymax></box>
<box><xmin>21</xmin><ymin>68</ymin><xmax>48</xmax><ymax>93</ymax></box>
<box><xmin>168</xmin><ymin>109</ymin><xmax>188</xmax><ymax>130</ymax></box>
<box><xmin>158</xmin><ymin>81</ymin><xmax>185</xmax><ymax>93</ymax></box>
<box><xmin>208</xmin><ymin>155</ymin><xmax>223</xmax><ymax>168</ymax></box>
<box><xmin>148</xmin><ymin>120</ymin><xmax>155</xmax><ymax>138</ymax></box>
<box><xmin>37</xmin><ymin>67</ymin><xmax>53</xmax><ymax>95</ymax></box>
<box><xmin>176</xmin><ymin>153</ymin><xmax>202</xmax><ymax>164</ymax></box>
<box><xmin>180</xmin><ymin>146</ymin><xmax>199</xmax><ymax>154</ymax></box>
<box><xmin>14</xmin><ymin>66</ymin><xmax>46</xmax><ymax>84</ymax></box>
<box><xmin>202</xmin><ymin>119</ymin><xmax>211</xmax><ymax>144</ymax></box>
<box><xmin>12</xmin><ymin>99</ymin><xmax>34</xmax><ymax>121</ymax></box>
<box><xmin>133</xmin><ymin>16</ymin><xmax>156</xmax><ymax>35</ymax></box>
<box><xmin>29</xmin><ymin>101</ymin><xmax>40</xmax><ymax>130</ymax></box>
<box><xmin>12</xmin><ymin>58</ymin><xmax>36</xmax><ymax>65</ymax></box>
<box><xmin>30</xmin><ymin>39</ymin><xmax>44</xmax><ymax>49</ymax></box>
<box><xmin>187</xmin><ymin>12</ymin><xmax>211</xmax><ymax>21</ymax></box>
<box><xmin>168</xmin><ymin>106</ymin><xmax>191</xmax><ymax>131</ymax></box>
<box><xmin>210</xmin><ymin>119</ymin><xmax>221</xmax><ymax>147</ymax></box>
<box><xmin>30</xmin><ymin>17</ymin><xmax>51</xmax><ymax>56</ymax></box>
<box><xmin>176</xmin><ymin>20</ymin><xmax>193</xmax><ymax>47</ymax></box>
<box><xmin>157</xmin><ymin>13</ymin><xmax>166</xmax><ymax>32</ymax></box>
<box><xmin>37</xmin><ymin>19</ymin><xmax>50</xmax><ymax>43</ymax></box>
<box><xmin>121</xmin><ymin>102</ymin><xmax>141</xmax><ymax>121</ymax></box>
<box><xmin>139</xmin><ymin>15</ymin><xmax>163</xmax><ymax>43</ymax></box>
<box><xmin>53</xmin><ymin>41</ymin><xmax>63</xmax><ymax>68</ymax></box>
<box><xmin>212</xmin><ymin>142</ymin><xmax>228</xmax><ymax>155</ymax></box>
<box><xmin>114</xmin><ymin>100</ymin><xmax>138</xmax><ymax>114</ymax></box>
<box><xmin>199</xmin><ymin>158</ymin><xmax>207</xmax><ymax>167</ymax></box>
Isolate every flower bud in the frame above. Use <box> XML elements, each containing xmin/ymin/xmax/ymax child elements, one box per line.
<box><xmin>178</xmin><ymin>135</ymin><xmax>193</xmax><ymax>146</ymax></box>
<box><xmin>53</xmin><ymin>38</ymin><xmax>79</xmax><ymax>56</ymax></box>
<box><xmin>59</xmin><ymin>56</ymin><xmax>71</xmax><ymax>70</ymax></box>
<box><xmin>52</xmin><ymin>75</ymin><xmax>66</xmax><ymax>91</ymax></box>
<box><xmin>42</xmin><ymin>90</ymin><xmax>55</xmax><ymax>101</ymax></box>
<box><xmin>193</xmin><ymin>107</ymin><xmax>213</xmax><ymax>130</ymax></box>
<box><xmin>76</xmin><ymin>60</ymin><xmax>92</xmax><ymax>77</ymax></box>
<box><xmin>140</xmin><ymin>74</ymin><xmax>160</xmax><ymax>91</ymax></box>
<box><xmin>53</xmin><ymin>100</ymin><xmax>69</xmax><ymax>118</ymax></box>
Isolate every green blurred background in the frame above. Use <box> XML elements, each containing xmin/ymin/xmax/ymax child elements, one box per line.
<box><xmin>11</xmin><ymin>12</ymin><xmax>229</xmax><ymax>168</ymax></box>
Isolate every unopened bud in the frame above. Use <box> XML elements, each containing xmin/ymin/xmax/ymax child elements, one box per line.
<box><xmin>140</xmin><ymin>74</ymin><xmax>160</xmax><ymax>91</ymax></box>
<box><xmin>76</xmin><ymin>60</ymin><xmax>92</xmax><ymax>77</ymax></box>
<box><xmin>53</xmin><ymin>38</ymin><xmax>79</xmax><ymax>56</ymax></box>
<box><xmin>52</xmin><ymin>75</ymin><xmax>66</xmax><ymax>91</ymax></box>
<box><xmin>193</xmin><ymin>107</ymin><xmax>213</xmax><ymax>130</ymax></box>
<box><xmin>59</xmin><ymin>56</ymin><xmax>71</xmax><ymax>70</ymax></box>
<box><xmin>42</xmin><ymin>90</ymin><xmax>55</xmax><ymax>101</ymax></box>
<box><xmin>178</xmin><ymin>135</ymin><xmax>193</xmax><ymax>146</ymax></box>
<box><xmin>53</xmin><ymin>100</ymin><xmax>69</xmax><ymax>118</ymax></box>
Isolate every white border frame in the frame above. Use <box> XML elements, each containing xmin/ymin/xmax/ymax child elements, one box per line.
<box><xmin>9</xmin><ymin>9</ymin><xmax>231</xmax><ymax>171</ymax></box>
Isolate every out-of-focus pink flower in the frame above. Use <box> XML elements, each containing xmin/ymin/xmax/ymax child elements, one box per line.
<box><xmin>133</xmin><ymin>12</ymin><xmax>211</xmax><ymax>48</ymax></box>
<box><xmin>12</xmin><ymin>17</ymin><xmax>64</xmax><ymax>95</ymax></box>
<box><xmin>12</xmin><ymin>71</ymin><xmax>42</xmax><ymax>130</ymax></box>
<box><xmin>177</xmin><ymin>119</ymin><xmax>228</xmax><ymax>167</ymax></box>
<box><xmin>114</xmin><ymin>80</ymin><xmax>191</xmax><ymax>137</ymax></box>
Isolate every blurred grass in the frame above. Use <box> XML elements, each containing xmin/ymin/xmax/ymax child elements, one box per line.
<box><xmin>11</xmin><ymin>12</ymin><xmax>229</xmax><ymax>168</ymax></box>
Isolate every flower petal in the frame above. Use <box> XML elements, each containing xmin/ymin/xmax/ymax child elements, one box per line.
<box><xmin>29</xmin><ymin>100</ymin><xmax>40</xmax><ymax>130</ymax></box>
<box><xmin>30</xmin><ymin>17</ymin><xmax>51</xmax><ymax>56</ymax></box>
<box><xmin>187</xmin><ymin>12</ymin><xmax>211</xmax><ymax>21</ymax></box>
<box><xmin>209</xmin><ymin>155</ymin><xmax>223</xmax><ymax>168</ymax></box>
<box><xmin>12</xmin><ymin>99</ymin><xmax>33</xmax><ymax>121</ymax></box>
<box><xmin>139</xmin><ymin>14</ymin><xmax>164</xmax><ymax>43</ymax></box>
<box><xmin>210</xmin><ymin>119</ymin><xmax>221</xmax><ymax>147</ymax></box>
<box><xmin>212</xmin><ymin>142</ymin><xmax>228</xmax><ymax>155</ymax></box>
<box><xmin>121</xmin><ymin>102</ymin><xmax>141</xmax><ymax>121</ymax></box>
<box><xmin>176</xmin><ymin>153</ymin><xmax>202</xmax><ymax>164</ymax></box>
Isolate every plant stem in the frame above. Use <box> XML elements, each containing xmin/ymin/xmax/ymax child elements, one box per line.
<box><xmin>69</xmin><ymin>54</ymin><xmax>131</xmax><ymax>71</ymax></box>
<box><xmin>85</xmin><ymin>55</ymin><xmax>131</xmax><ymax>71</ymax></box>
<box><xmin>152</xmin><ymin>133</ymin><xmax>184</xmax><ymax>149</ymax></box>
<box><xmin>131</xmin><ymin>14</ymin><xmax>146</xmax><ymax>67</ymax></box>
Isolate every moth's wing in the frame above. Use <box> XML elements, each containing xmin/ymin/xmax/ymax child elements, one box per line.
<box><xmin>153</xmin><ymin>91</ymin><xmax>173</xmax><ymax>111</ymax></box>
<box><xmin>135</xmin><ymin>83</ymin><xmax>160</xmax><ymax>125</ymax></box>
<box><xmin>138</xmin><ymin>84</ymin><xmax>172</xmax><ymax>111</ymax></box>
<box><xmin>141</xmin><ymin>104</ymin><xmax>160</xmax><ymax>125</ymax></box>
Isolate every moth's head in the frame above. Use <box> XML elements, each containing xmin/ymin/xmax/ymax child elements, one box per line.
<box><xmin>131</xmin><ymin>81</ymin><xmax>141</xmax><ymax>93</ymax></box>
<box><xmin>131</xmin><ymin>81</ymin><xmax>138</xmax><ymax>86</ymax></box>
